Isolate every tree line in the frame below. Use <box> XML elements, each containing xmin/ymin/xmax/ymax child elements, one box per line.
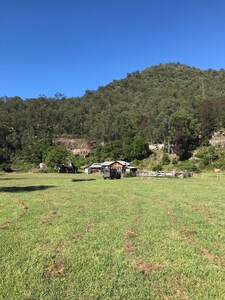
<box><xmin>1</xmin><ymin>63</ymin><xmax>225</xmax><ymax>170</ymax></box>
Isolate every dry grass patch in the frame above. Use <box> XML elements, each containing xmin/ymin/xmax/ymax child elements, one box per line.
<box><xmin>178</xmin><ymin>227</ymin><xmax>197</xmax><ymax>245</ymax></box>
<box><xmin>44</xmin><ymin>243</ymin><xmax>65</xmax><ymax>277</ymax></box>
<box><xmin>201</xmin><ymin>248</ymin><xmax>216</xmax><ymax>262</ymax></box>
<box><xmin>86</xmin><ymin>223</ymin><xmax>95</xmax><ymax>231</ymax></box>
<box><xmin>124</xmin><ymin>242</ymin><xmax>139</xmax><ymax>255</ymax></box>
<box><xmin>0</xmin><ymin>221</ymin><xmax>12</xmax><ymax>229</ymax></box>
<box><xmin>164</xmin><ymin>289</ymin><xmax>190</xmax><ymax>300</ymax></box>
<box><xmin>20</xmin><ymin>202</ymin><xmax>29</xmax><ymax>211</ymax></box>
<box><xmin>166</xmin><ymin>207</ymin><xmax>177</xmax><ymax>224</ymax></box>
<box><xmin>134</xmin><ymin>260</ymin><xmax>164</xmax><ymax>275</ymax></box>
<box><xmin>73</xmin><ymin>233</ymin><xmax>83</xmax><ymax>243</ymax></box>
<box><xmin>125</xmin><ymin>230</ymin><xmax>137</xmax><ymax>238</ymax></box>
<box><xmin>41</xmin><ymin>211</ymin><xmax>57</xmax><ymax>224</ymax></box>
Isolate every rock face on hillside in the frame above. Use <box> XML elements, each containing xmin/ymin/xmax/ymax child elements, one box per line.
<box><xmin>209</xmin><ymin>129</ymin><xmax>225</xmax><ymax>147</ymax></box>
<box><xmin>54</xmin><ymin>138</ymin><xmax>93</xmax><ymax>156</ymax></box>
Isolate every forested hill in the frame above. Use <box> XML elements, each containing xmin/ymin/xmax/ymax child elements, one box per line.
<box><xmin>1</xmin><ymin>63</ymin><xmax>225</xmax><ymax>162</ymax></box>
<box><xmin>81</xmin><ymin>63</ymin><xmax>225</xmax><ymax>143</ymax></box>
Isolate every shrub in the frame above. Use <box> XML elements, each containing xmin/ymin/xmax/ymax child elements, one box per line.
<box><xmin>44</xmin><ymin>146</ymin><xmax>68</xmax><ymax>169</ymax></box>
<box><xmin>194</xmin><ymin>146</ymin><xmax>225</xmax><ymax>170</ymax></box>
<box><xmin>0</xmin><ymin>163</ymin><xmax>13</xmax><ymax>173</ymax></box>
<box><xmin>68</xmin><ymin>154</ymin><xmax>86</xmax><ymax>169</ymax></box>
<box><xmin>212</xmin><ymin>158</ymin><xmax>225</xmax><ymax>170</ymax></box>
<box><xmin>11</xmin><ymin>160</ymin><xmax>36</xmax><ymax>172</ymax></box>
<box><xmin>152</xmin><ymin>164</ymin><xmax>163</xmax><ymax>171</ymax></box>
<box><xmin>172</xmin><ymin>157</ymin><xmax>179</xmax><ymax>165</ymax></box>
<box><xmin>176</xmin><ymin>160</ymin><xmax>199</xmax><ymax>172</ymax></box>
<box><xmin>161</xmin><ymin>153</ymin><xmax>170</xmax><ymax>165</ymax></box>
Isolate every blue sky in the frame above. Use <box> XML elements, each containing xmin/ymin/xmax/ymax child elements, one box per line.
<box><xmin>1</xmin><ymin>0</ymin><xmax>225</xmax><ymax>99</ymax></box>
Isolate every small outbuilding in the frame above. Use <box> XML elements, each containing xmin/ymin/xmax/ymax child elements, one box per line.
<box><xmin>101</xmin><ymin>161</ymin><xmax>126</xmax><ymax>174</ymax></box>
<box><xmin>102</xmin><ymin>161</ymin><xmax>137</xmax><ymax>176</ymax></box>
<box><xmin>124</xmin><ymin>166</ymin><xmax>138</xmax><ymax>177</ymax></box>
<box><xmin>87</xmin><ymin>160</ymin><xmax>137</xmax><ymax>176</ymax></box>
<box><xmin>88</xmin><ymin>163</ymin><xmax>102</xmax><ymax>174</ymax></box>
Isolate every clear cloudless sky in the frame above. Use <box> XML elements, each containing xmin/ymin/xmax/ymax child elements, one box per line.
<box><xmin>1</xmin><ymin>0</ymin><xmax>225</xmax><ymax>99</ymax></box>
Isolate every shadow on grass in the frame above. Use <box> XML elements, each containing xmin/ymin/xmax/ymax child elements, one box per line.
<box><xmin>72</xmin><ymin>178</ymin><xmax>96</xmax><ymax>182</ymax></box>
<box><xmin>0</xmin><ymin>185</ymin><xmax>57</xmax><ymax>193</ymax></box>
<box><xmin>0</xmin><ymin>178</ymin><xmax>28</xmax><ymax>181</ymax></box>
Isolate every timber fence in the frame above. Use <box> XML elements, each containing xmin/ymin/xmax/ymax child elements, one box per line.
<box><xmin>137</xmin><ymin>170</ymin><xmax>193</xmax><ymax>178</ymax></box>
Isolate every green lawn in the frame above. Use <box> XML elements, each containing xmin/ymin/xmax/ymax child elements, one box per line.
<box><xmin>0</xmin><ymin>172</ymin><xmax>225</xmax><ymax>300</ymax></box>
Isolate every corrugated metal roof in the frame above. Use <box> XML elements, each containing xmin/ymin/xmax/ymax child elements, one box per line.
<box><xmin>118</xmin><ymin>161</ymin><xmax>130</xmax><ymax>166</ymax></box>
<box><xmin>89</xmin><ymin>163</ymin><xmax>102</xmax><ymax>168</ymax></box>
<box><xmin>102</xmin><ymin>161</ymin><xmax>116</xmax><ymax>166</ymax></box>
<box><xmin>89</xmin><ymin>161</ymin><xmax>131</xmax><ymax>168</ymax></box>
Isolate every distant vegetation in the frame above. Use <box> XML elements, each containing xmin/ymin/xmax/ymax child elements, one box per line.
<box><xmin>1</xmin><ymin>63</ymin><xmax>225</xmax><ymax>171</ymax></box>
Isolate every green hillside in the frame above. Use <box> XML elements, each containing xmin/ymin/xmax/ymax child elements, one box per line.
<box><xmin>1</xmin><ymin>63</ymin><xmax>225</xmax><ymax>165</ymax></box>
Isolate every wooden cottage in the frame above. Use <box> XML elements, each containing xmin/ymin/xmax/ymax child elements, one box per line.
<box><xmin>87</xmin><ymin>160</ymin><xmax>137</xmax><ymax>176</ymax></box>
<box><xmin>101</xmin><ymin>161</ymin><xmax>136</xmax><ymax>175</ymax></box>
<box><xmin>87</xmin><ymin>163</ymin><xmax>102</xmax><ymax>174</ymax></box>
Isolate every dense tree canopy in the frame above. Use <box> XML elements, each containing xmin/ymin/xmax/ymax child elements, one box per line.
<box><xmin>1</xmin><ymin>63</ymin><xmax>225</xmax><ymax>167</ymax></box>
<box><xmin>168</xmin><ymin>109</ymin><xmax>201</xmax><ymax>159</ymax></box>
<box><xmin>92</xmin><ymin>137</ymin><xmax>150</xmax><ymax>162</ymax></box>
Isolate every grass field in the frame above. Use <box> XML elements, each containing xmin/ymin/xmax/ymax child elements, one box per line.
<box><xmin>0</xmin><ymin>172</ymin><xmax>225</xmax><ymax>300</ymax></box>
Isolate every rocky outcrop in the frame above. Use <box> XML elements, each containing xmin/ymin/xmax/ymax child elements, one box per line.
<box><xmin>209</xmin><ymin>129</ymin><xmax>225</xmax><ymax>147</ymax></box>
<box><xmin>54</xmin><ymin>137</ymin><xmax>93</xmax><ymax>156</ymax></box>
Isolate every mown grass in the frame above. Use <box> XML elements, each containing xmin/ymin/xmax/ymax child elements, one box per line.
<box><xmin>0</xmin><ymin>172</ymin><xmax>225</xmax><ymax>299</ymax></box>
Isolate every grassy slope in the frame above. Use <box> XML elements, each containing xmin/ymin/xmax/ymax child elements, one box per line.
<box><xmin>0</xmin><ymin>172</ymin><xmax>225</xmax><ymax>300</ymax></box>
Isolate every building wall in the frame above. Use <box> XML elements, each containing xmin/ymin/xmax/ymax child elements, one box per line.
<box><xmin>111</xmin><ymin>162</ymin><xmax>122</xmax><ymax>168</ymax></box>
<box><xmin>110</xmin><ymin>162</ymin><xmax>125</xmax><ymax>174</ymax></box>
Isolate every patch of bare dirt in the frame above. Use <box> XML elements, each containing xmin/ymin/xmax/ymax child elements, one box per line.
<box><xmin>42</xmin><ymin>211</ymin><xmax>57</xmax><ymax>224</ymax></box>
<box><xmin>76</xmin><ymin>205</ymin><xmax>84</xmax><ymax>213</ymax></box>
<box><xmin>20</xmin><ymin>202</ymin><xmax>28</xmax><ymax>211</ymax></box>
<box><xmin>86</xmin><ymin>223</ymin><xmax>95</xmax><ymax>231</ymax></box>
<box><xmin>125</xmin><ymin>230</ymin><xmax>137</xmax><ymax>238</ymax></box>
<box><xmin>44</xmin><ymin>243</ymin><xmax>65</xmax><ymax>277</ymax></box>
<box><xmin>132</xmin><ymin>214</ymin><xmax>142</xmax><ymax>222</ymax></box>
<box><xmin>134</xmin><ymin>260</ymin><xmax>164</xmax><ymax>275</ymax></box>
<box><xmin>10</xmin><ymin>196</ymin><xmax>29</xmax><ymax>212</ymax></box>
<box><xmin>178</xmin><ymin>227</ymin><xmax>196</xmax><ymax>245</ymax></box>
<box><xmin>181</xmin><ymin>236</ymin><xmax>194</xmax><ymax>244</ymax></box>
<box><xmin>201</xmin><ymin>248</ymin><xmax>216</xmax><ymax>261</ymax></box>
<box><xmin>73</xmin><ymin>233</ymin><xmax>83</xmax><ymax>242</ymax></box>
<box><xmin>124</xmin><ymin>242</ymin><xmax>138</xmax><ymax>255</ymax></box>
<box><xmin>188</xmin><ymin>203</ymin><xmax>206</xmax><ymax>213</ymax></box>
<box><xmin>0</xmin><ymin>221</ymin><xmax>12</xmax><ymax>229</ymax></box>
<box><xmin>179</xmin><ymin>228</ymin><xmax>197</xmax><ymax>235</ymax></box>
<box><xmin>164</xmin><ymin>289</ymin><xmax>190</xmax><ymax>300</ymax></box>
<box><xmin>200</xmin><ymin>248</ymin><xmax>225</xmax><ymax>267</ymax></box>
